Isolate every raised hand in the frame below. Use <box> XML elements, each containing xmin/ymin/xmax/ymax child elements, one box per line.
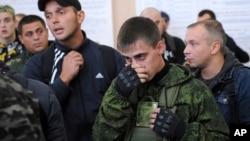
<box><xmin>115</xmin><ymin>65</ymin><xmax>141</xmax><ymax>97</ymax></box>
<box><xmin>60</xmin><ymin>50</ymin><xmax>84</xmax><ymax>85</ymax></box>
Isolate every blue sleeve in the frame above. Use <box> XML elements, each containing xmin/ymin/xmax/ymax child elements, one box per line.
<box><xmin>236</xmin><ymin>68</ymin><xmax>250</xmax><ymax>124</ymax></box>
<box><xmin>114</xmin><ymin>49</ymin><xmax>125</xmax><ymax>74</ymax></box>
<box><xmin>27</xmin><ymin>78</ymin><xmax>67</xmax><ymax>141</ymax></box>
<box><xmin>50</xmin><ymin>77</ymin><xmax>70</xmax><ymax>104</ymax></box>
<box><xmin>47</xmin><ymin>89</ymin><xmax>67</xmax><ymax>141</ymax></box>
<box><xmin>226</xmin><ymin>35</ymin><xmax>249</xmax><ymax>63</ymax></box>
<box><xmin>22</xmin><ymin>53</ymin><xmax>43</xmax><ymax>81</ymax></box>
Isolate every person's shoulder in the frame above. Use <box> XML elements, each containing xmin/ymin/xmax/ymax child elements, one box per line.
<box><xmin>90</xmin><ymin>41</ymin><xmax>123</xmax><ymax>57</ymax></box>
<box><xmin>24</xmin><ymin>52</ymin><xmax>43</xmax><ymax>69</ymax></box>
<box><xmin>29</xmin><ymin>51</ymin><xmax>44</xmax><ymax>60</ymax></box>
<box><xmin>172</xmin><ymin>35</ymin><xmax>183</xmax><ymax>41</ymax></box>
<box><xmin>180</xmin><ymin>77</ymin><xmax>212</xmax><ymax>101</ymax></box>
<box><xmin>26</xmin><ymin>77</ymin><xmax>54</xmax><ymax>101</ymax></box>
<box><xmin>26</xmin><ymin>77</ymin><xmax>60</xmax><ymax>113</ymax></box>
<box><xmin>235</xmin><ymin>65</ymin><xmax>250</xmax><ymax>77</ymax></box>
<box><xmin>170</xmin><ymin>65</ymin><xmax>209</xmax><ymax>92</ymax></box>
<box><xmin>0</xmin><ymin>73</ymin><xmax>23</xmax><ymax>93</ymax></box>
<box><xmin>167</xmin><ymin>64</ymin><xmax>194</xmax><ymax>85</ymax></box>
<box><xmin>225</xmin><ymin>33</ymin><xmax>234</xmax><ymax>40</ymax></box>
<box><xmin>1</xmin><ymin>73</ymin><xmax>40</xmax><ymax>107</ymax></box>
<box><xmin>0</xmin><ymin>74</ymin><xmax>43</xmax><ymax>141</ymax></box>
<box><xmin>101</xmin><ymin>45</ymin><xmax>121</xmax><ymax>55</ymax></box>
<box><xmin>172</xmin><ymin>36</ymin><xmax>185</xmax><ymax>45</ymax></box>
<box><xmin>225</xmin><ymin>33</ymin><xmax>236</xmax><ymax>46</ymax></box>
<box><xmin>27</xmin><ymin>77</ymin><xmax>50</xmax><ymax>90</ymax></box>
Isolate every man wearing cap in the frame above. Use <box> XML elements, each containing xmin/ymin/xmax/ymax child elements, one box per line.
<box><xmin>160</xmin><ymin>10</ymin><xmax>186</xmax><ymax>65</ymax></box>
<box><xmin>22</xmin><ymin>0</ymin><xmax>125</xmax><ymax>141</ymax></box>
<box><xmin>140</xmin><ymin>7</ymin><xmax>186</xmax><ymax>65</ymax></box>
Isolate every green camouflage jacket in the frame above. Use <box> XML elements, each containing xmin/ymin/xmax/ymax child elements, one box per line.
<box><xmin>6</xmin><ymin>50</ymin><xmax>28</xmax><ymax>73</ymax></box>
<box><xmin>0</xmin><ymin>74</ymin><xmax>45</xmax><ymax>141</ymax></box>
<box><xmin>93</xmin><ymin>64</ymin><xmax>229</xmax><ymax>141</ymax></box>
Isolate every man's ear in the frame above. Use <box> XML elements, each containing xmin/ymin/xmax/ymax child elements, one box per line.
<box><xmin>210</xmin><ymin>40</ymin><xmax>221</xmax><ymax>54</ymax></box>
<box><xmin>18</xmin><ymin>35</ymin><xmax>24</xmax><ymax>44</ymax></box>
<box><xmin>77</xmin><ymin>10</ymin><xmax>85</xmax><ymax>24</ymax></box>
<box><xmin>156</xmin><ymin>40</ymin><xmax>165</xmax><ymax>55</ymax></box>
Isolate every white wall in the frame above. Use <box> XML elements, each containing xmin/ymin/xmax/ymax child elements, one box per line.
<box><xmin>2</xmin><ymin>0</ymin><xmax>250</xmax><ymax>66</ymax></box>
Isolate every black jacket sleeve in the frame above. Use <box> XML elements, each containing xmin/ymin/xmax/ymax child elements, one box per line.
<box><xmin>173</xmin><ymin>37</ymin><xmax>186</xmax><ymax>64</ymax></box>
<box><xmin>226</xmin><ymin>34</ymin><xmax>249</xmax><ymax>63</ymax></box>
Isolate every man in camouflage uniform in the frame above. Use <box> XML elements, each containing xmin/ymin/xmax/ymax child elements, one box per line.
<box><xmin>0</xmin><ymin>73</ymin><xmax>44</xmax><ymax>141</ymax></box>
<box><xmin>0</xmin><ymin>5</ymin><xmax>26</xmax><ymax>72</ymax></box>
<box><xmin>0</xmin><ymin>61</ymin><xmax>67</xmax><ymax>141</ymax></box>
<box><xmin>93</xmin><ymin>17</ymin><xmax>229</xmax><ymax>141</ymax></box>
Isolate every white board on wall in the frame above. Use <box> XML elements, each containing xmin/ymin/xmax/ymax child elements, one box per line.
<box><xmin>136</xmin><ymin>0</ymin><xmax>250</xmax><ymax>66</ymax></box>
<box><xmin>1</xmin><ymin>0</ymin><xmax>114</xmax><ymax>47</ymax></box>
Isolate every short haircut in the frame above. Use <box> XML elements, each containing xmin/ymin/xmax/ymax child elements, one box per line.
<box><xmin>187</xmin><ymin>20</ymin><xmax>226</xmax><ymax>52</ymax></box>
<box><xmin>17</xmin><ymin>15</ymin><xmax>46</xmax><ymax>35</ymax></box>
<box><xmin>117</xmin><ymin>16</ymin><xmax>161</xmax><ymax>51</ymax></box>
<box><xmin>198</xmin><ymin>9</ymin><xmax>216</xmax><ymax>20</ymax></box>
<box><xmin>0</xmin><ymin>5</ymin><xmax>15</xmax><ymax>18</ymax></box>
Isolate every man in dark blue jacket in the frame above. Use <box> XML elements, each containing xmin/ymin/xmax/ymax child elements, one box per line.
<box><xmin>22</xmin><ymin>0</ymin><xmax>125</xmax><ymax>141</ymax></box>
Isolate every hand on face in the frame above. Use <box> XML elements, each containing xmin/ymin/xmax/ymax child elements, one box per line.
<box><xmin>115</xmin><ymin>62</ymin><xmax>149</xmax><ymax>97</ymax></box>
<box><xmin>115</xmin><ymin>65</ymin><xmax>141</xmax><ymax>97</ymax></box>
<box><xmin>130</xmin><ymin>63</ymin><xmax>149</xmax><ymax>83</ymax></box>
<box><xmin>60</xmin><ymin>50</ymin><xmax>84</xmax><ymax>85</ymax></box>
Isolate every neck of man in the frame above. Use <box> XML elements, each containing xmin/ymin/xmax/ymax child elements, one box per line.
<box><xmin>151</xmin><ymin>59</ymin><xmax>169</xmax><ymax>83</ymax></box>
<box><xmin>58</xmin><ymin>29</ymin><xmax>84</xmax><ymax>50</ymax></box>
<box><xmin>201</xmin><ymin>55</ymin><xmax>225</xmax><ymax>80</ymax></box>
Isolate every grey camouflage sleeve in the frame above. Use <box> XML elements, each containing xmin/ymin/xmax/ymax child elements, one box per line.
<box><xmin>0</xmin><ymin>75</ymin><xmax>45</xmax><ymax>141</ymax></box>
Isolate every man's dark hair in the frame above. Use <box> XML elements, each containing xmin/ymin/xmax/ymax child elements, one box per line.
<box><xmin>17</xmin><ymin>15</ymin><xmax>46</xmax><ymax>35</ymax></box>
<box><xmin>198</xmin><ymin>9</ymin><xmax>216</xmax><ymax>20</ymax></box>
<box><xmin>117</xmin><ymin>16</ymin><xmax>161</xmax><ymax>51</ymax></box>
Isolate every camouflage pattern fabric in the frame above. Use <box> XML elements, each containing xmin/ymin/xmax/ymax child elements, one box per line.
<box><xmin>0</xmin><ymin>40</ymin><xmax>27</xmax><ymax>73</ymax></box>
<box><xmin>6</xmin><ymin>50</ymin><xmax>28</xmax><ymax>73</ymax></box>
<box><xmin>136</xmin><ymin>101</ymin><xmax>158</xmax><ymax>127</ymax></box>
<box><xmin>0</xmin><ymin>41</ymin><xmax>24</xmax><ymax>62</ymax></box>
<box><xmin>93</xmin><ymin>64</ymin><xmax>230</xmax><ymax>141</ymax></box>
<box><xmin>0</xmin><ymin>74</ymin><xmax>45</xmax><ymax>141</ymax></box>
